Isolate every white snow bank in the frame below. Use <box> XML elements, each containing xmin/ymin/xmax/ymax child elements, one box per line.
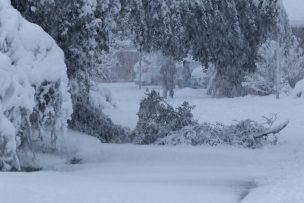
<box><xmin>0</xmin><ymin>1</ymin><xmax>72</xmax><ymax>169</ymax></box>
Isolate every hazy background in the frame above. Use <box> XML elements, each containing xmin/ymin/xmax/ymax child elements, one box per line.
<box><xmin>283</xmin><ymin>0</ymin><xmax>304</xmax><ymax>21</ymax></box>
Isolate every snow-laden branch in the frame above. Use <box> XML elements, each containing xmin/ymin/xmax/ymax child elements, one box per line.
<box><xmin>254</xmin><ymin>120</ymin><xmax>289</xmax><ymax>139</ymax></box>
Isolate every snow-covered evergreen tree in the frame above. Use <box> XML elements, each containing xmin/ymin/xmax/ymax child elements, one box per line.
<box><xmin>129</xmin><ymin>0</ymin><xmax>283</xmax><ymax>97</ymax></box>
<box><xmin>11</xmin><ymin>0</ymin><xmax>128</xmax><ymax>141</ymax></box>
<box><xmin>0</xmin><ymin>1</ymin><xmax>72</xmax><ymax>170</ymax></box>
<box><xmin>129</xmin><ymin>0</ymin><xmax>186</xmax><ymax>59</ymax></box>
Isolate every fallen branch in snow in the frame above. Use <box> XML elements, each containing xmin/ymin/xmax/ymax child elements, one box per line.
<box><xmin>134</xmin><ymin>91</ymin><xmax>290</xmax><ymax>148</ymax></box>
<box><xmin>254</xmin><ymin>120</ymin><xmax>289</xmax><ymax>139</ymax></box>
<box><xmin>156</xmin><ymin>119</ymin><xmax>290</xmax><ymax>148</ymax></box>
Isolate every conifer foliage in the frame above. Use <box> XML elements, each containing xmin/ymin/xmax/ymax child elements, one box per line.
<box><xmin>132</xmin><ymin>90</ymin><xmax>196</xmax><ymax>144</ymax></box>
<box><xmin>0</xmin><ymin>1</ymin><xmax>72</xmax><ymax>170</ymax></box>
<box><xmin>129</xmin><ymin>0</ymin><xmax>283</xmax><ymax>97</ymax></box>
<box><xmin>11</xmin><ymin>0</ymin><xmax>126</xmax><ymax>140</ymax></box>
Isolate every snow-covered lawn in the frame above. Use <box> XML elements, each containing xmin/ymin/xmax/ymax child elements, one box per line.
<box><xmin>104</xmin><ymin>83</ymin><xmax>304</xmax><ymax>144</ymax></box>
<box><xmin>1</xmin><ymin>82</ymin><xmax>304</xmax><ymax>203</ymax></box>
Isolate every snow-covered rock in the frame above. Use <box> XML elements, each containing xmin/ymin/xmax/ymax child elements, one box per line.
<box><xmin>0</xmin><ymin>0</ymin><xmax>72</xmax><ymax>170</ymax></box>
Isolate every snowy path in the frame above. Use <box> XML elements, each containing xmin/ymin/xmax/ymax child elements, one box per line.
<box><xmin>1</xmin><ymin>83</ymin><xmax>304</xmax><ymax>203</ymax></box>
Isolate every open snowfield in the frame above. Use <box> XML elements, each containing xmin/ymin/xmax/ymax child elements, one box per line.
<box><xmin>1</xmin><ymin>83</ymin><xmax>304</xmax><ymax>203</ymax></box>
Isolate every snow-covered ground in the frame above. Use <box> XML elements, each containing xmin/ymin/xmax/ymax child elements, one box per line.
<box><xmin>104</xmin><ymin>83</ymin><xmax>304</xmax><ymax>144</ymax></box>
<box><xmin>2</xmin><ymin>83</ymin><xmax>304</xmax><ymax>203</ymax></box>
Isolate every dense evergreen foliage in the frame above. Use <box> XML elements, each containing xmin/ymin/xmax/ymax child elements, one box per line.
<box><xmin>132</xmin><ymin>90</ymin><xmax>196</xmax><ymax>144</ymax></box>
<box><xmin>129</xmin><ymin>0</ymin><xmax>285</xmax><ymax>97</ymax></box>
<box><xmin>0</xmin><ymin>2</ymin><xmax>72</xmax><ymax>170</ymax></box>
<box><xmin>11</xmin><ymin>0</ymin><xmax>126</xmax><ymax>139</ymax></box>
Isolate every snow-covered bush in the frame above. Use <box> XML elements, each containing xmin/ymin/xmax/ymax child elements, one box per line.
<box><xmin>71</xmin><ymin>103</ymin><xmax>129</xmax><ymax>143</ymax></box>
<box><xmin>157</xmin><ymin>120</ymin><xmax>279</xmax><ymax>149</ymax></box>
<box><xmin>292</xmin><ymin>79</ymin><xmax>304</xmax><ymax>98</ymax></box>
<box><xmin>132</xmin><ymin>90</ymin><xmax>196</xmax><ymax>144</ymax></box>
<box><xmin>11</xmin><ymin>0</ymin><xmax>126</xmax><ymax>142</ymax></box>
<box><xmin>242</xmin><ymin>39</ymin><xmax>304</xmax><ymax>96</ymax></box>
<box><xmin>286</xmin><ymin>39</ymin><xmax>304</xmax><ymax>88</ymax></box>
<box><xmin>0</xmin><ymin>1</ymin><xmax>72</xmax><ymax>170</ymax></box>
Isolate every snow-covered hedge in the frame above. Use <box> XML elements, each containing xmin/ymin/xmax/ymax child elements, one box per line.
<box><xmin>0</xmin><ymin>1</ymin><xmax>72</xmax><ymax>170</ymax></box>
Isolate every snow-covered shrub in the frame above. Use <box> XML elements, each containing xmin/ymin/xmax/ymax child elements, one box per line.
<box><xmin>132</xmin><ymin>90</ymin><xmax>196</xmax><ymax>144</ymax></box>
<box><xmin>242</xmin><ymin>40</ymin><xmax>291</xmax><ymax>96</ymax></box>
<box><xmin>286</xmin><ymin>39</ymin><xmax>304</xmax><ymax>88</ymax></box>
<box><xmin>292</xmin><ymin>79</ymin><xmax>304</xmax><ymax>98</ymax></box>
<box><xmin>157</xmin><ymin>119</ymin><xmax>280</xmax><ymax>149</ymax></box>
<box><xmin>0</xmin><ymin>1</ymin><xmax>72</xmax><ymax>170</ymax></box>
<box><xmin>12</xmin><ymin>0</ymin><xmax>125</xmax><ymax>142</ymax></box>
<box><xmin>243</xmin><ymin>36</ymin><xmax>304</xmax><ymax>96</ymax></box>
<box><xmin>71</xmin><ymin>103</ymin><xmax>129</xmax><ymax>143</ymax></box>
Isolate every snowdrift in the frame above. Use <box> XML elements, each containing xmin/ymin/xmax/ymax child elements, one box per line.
<box><xmin>0</xmin><ymin>0</ymin><xmax>72</xmax><ymax>170</ymax></box>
